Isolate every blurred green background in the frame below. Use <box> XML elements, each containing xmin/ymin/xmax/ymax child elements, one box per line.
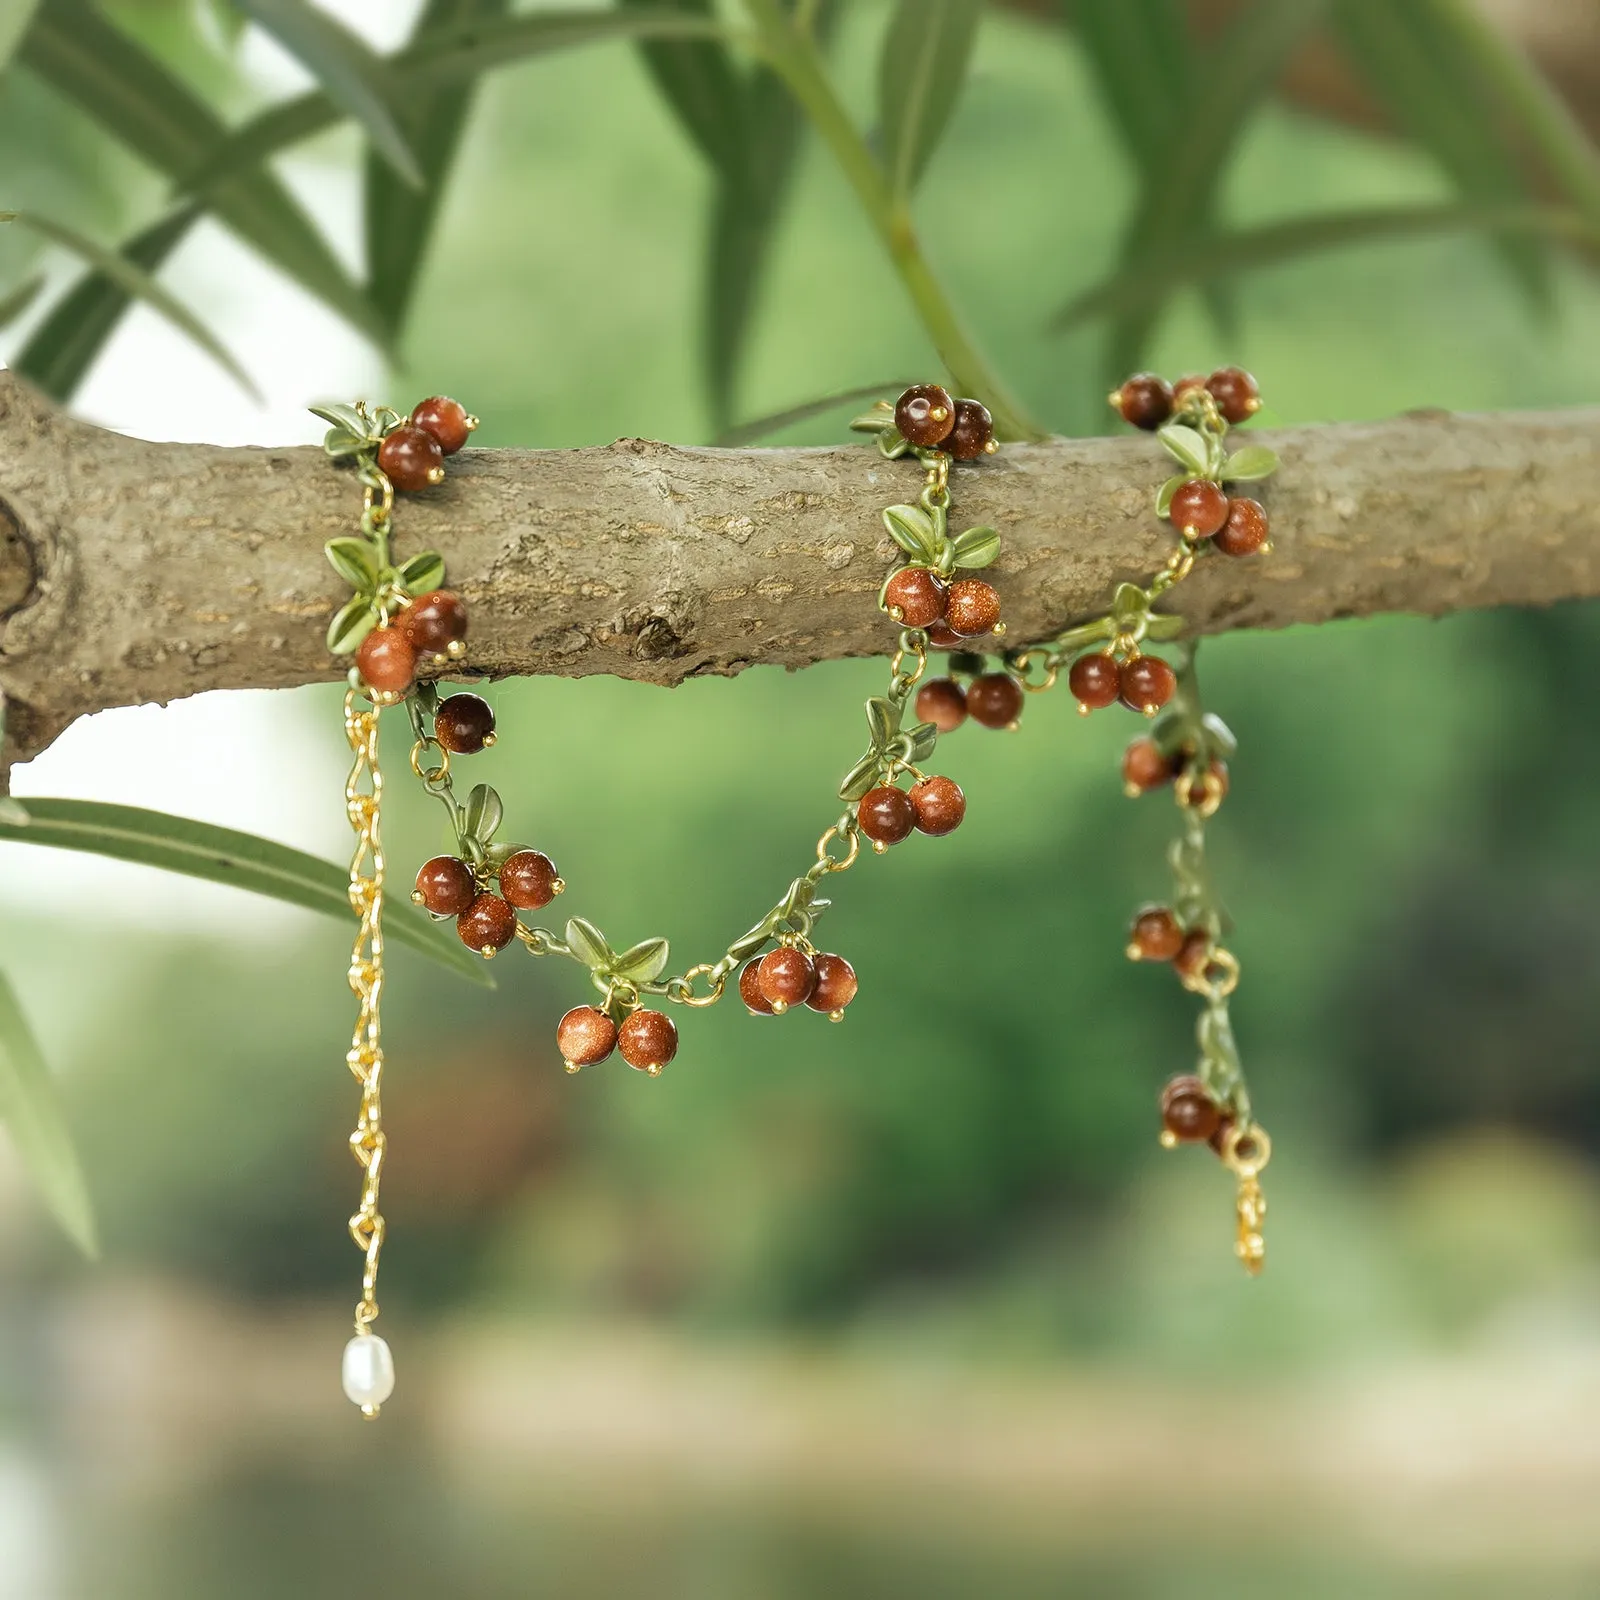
<box><xmin>3</xmin><ymin>1</ymin><xmax>1600</xmax><ymax>1596</ymax></box>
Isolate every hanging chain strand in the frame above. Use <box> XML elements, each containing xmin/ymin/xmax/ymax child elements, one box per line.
<box><xmin>342</xmin><ymin>688</ymin><xmax>390</xmax><ymax>1354</ymax></box>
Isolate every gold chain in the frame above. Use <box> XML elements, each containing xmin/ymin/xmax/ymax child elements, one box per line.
<box><xmin>342</xmin><ymin>688</ymin><xmax>388</xmax><ymax>1334</ymax></box>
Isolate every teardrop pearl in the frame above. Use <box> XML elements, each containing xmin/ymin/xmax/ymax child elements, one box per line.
<box><xmin>342</xmin><ymin>1333</ymin><xmax>395</xmax><ymax>1416</ymax></box>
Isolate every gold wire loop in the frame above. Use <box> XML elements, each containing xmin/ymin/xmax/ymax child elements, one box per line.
<box><xmin>409</xmin><ymin>736</ymin><xmax>452</xmax><ymax>792</ymax></box>
<box><xmin>1221</xmin><ymin>1122</ymin><xmax>1270</xmax><ymax>1277</ymax></box>
<box><xmin>1176</xmin><ymin>762</ymin><xmax>1227</xmax><ymax>820</ymax></box>
<box><xmin>1008</xmin><ymin>651</ymin><xmax>1059</xmax><ymax>694</ymax></box>
<box><xmin>1178</xmin><ymin>943</ymin><xmax>1240</xmax><ymax>1000</ymax></box>
<box><xmin>816</xmin><ymin>820</ymin><xmax>861</xmax><ymax>873</ymax></box>
<box><xmin>668</xmin><ymin>963</ymin><xmax>727</xmax><ymax>1007</ymax></box>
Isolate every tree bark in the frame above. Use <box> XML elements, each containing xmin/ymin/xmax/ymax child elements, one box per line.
<box><xmin>1</xmin><ymin>371</ymin><xmax>1597</xmax><ymax>771</ymax></box>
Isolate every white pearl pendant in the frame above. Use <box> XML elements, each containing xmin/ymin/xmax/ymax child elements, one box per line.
<box><xmin>342</xmin><ymin>1332</ymin><xmax>395</xmax><ymax>1417</ymax></box>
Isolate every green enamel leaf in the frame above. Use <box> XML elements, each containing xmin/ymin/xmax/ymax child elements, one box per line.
<box><xmin>322</xmin><ymin>426</ymin><xmax>369</xmax><ymax>459</ymax></box>
<box><xmin>1202</xmin><ymin>711</ymin><xmax>1238</xmax><ymax>760</ymax></box>
<box><xmin>613</xmin><ymin>937</ymin><xmax>671</xmax><ymax>983</ymax></box>
<box><xmin>462</xmin><ymin>783</ymin><xmax>504</xmax><ymax>847</ymax></box>
<box><xmin>905</xmin><ymin>721</ymin><xmax>939</xmax><ymax>764</ymax></box>
<box><xmin>950</xmin><ymin>525</ymin><xmax>1000</xmax><ymax>570</ymax></box>
<box><xmin>1111</xmin><ymin>582</ymin><xmax>1149</xmax><ymax>627</ymax></box>
<box><xmin>0</xmin><ymin>798</ymin><xmax>491</xmax><ymax>986</ymax></box>
<box><xmin>309</xmin><ymin>401</ymin><xmax>373</xmax><ymax>436</ymax></box>
<box><xmin>564</xmin><ymin>917</ymin><xmax>613</xmax><ymax>971</ymax></box>
<box><xmin>1223</xmin><ymin>445</ymin><xmax>1280</xmax><ymax>482</ymax></box>
<box><xmin>877</xmin><ymin>431</ymin><xmax>912</xmax><ymax>460</ymax></box>
<box><xmin>396</xmin><ymin>550</ymin><xmax>446</xmax><ymax>596</ymax></box>
<box><xmin>866</xmin><ymin>695</ymin><xmax>901</xmax><ymax>751</ymax></box>
<box><xmin>326</xmin><ymin>595</ymin><xmax>378</xmax><ymax>654</ymax></box>
<box><xmin>1156</xmin><ymin>423</ymin><xmax>1209</xmax><ymax>476</ymax></box>
<box><xmin>838</xmin><ymin>752</ymin><xmax>882</xmax><ymax>803</ymax></box>
<box><xmin>325</xmin><ymin>537</ymin><xmax>380</xmax><ymax>591</ymax></box>
<box><xmin>727</xmin><ymin>920</ymin><xmax>773</xmax><ymax>963</ymax></box>
<box><xmin>1144</xmin><ymin>613</ymin><xmax>1187</xmax><ymax>642</ymax></box>
<box><xmin>1155</xmin><ymin>474</ymin><xmax>1187</xmax><ymax>517</ymax></box>
<box><xmin>0</xmin><ymin>972</ymin><xmax>97</xmax><ymax>1258</ymax></box>
<box><xmin>882</xmin><ymin>504</ymin><xmax>939</xmax><ymax>561</ymax></box>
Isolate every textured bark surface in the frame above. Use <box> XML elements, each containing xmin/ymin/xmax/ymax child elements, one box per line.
<box><xmin>1</xmin><ymin>371</ymin><xmax>1598</xmax><ymax>769</ymax></box>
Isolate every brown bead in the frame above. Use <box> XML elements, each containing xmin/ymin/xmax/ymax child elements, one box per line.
<box><xmin>404</xmin><ymin>590</ymin><xmax>468</xmax><ymax>654</ymax></box>
<box><xmin>1128</xmin><ymin>905</ymin><xmax>1184</xmax><ymax>962</ymax></box>
<box><xmin>376</xmin><ymin>424</ymin><xmax>445</xmax><ymax>492</ymax></box>
<box><xmin>1173</xmin><ymin>373</ymin><xmax>1207</xmax><ymax>401</ymax></box>
<box><xmin>499</xmin><ymin>849</ymin><xmax>560</xmax><ymax>910</ymax></box>
<box><xmin>1114</xmin><ymin>373</ymin><xmax>1173</xmax><ymax>431</ymax></box>
<box><xmin>413</xmin><ymin>855</ymin><xmax>476</xmax><ymax>916</ymax></box>
<box><xmin>893</xmin><ymin>383</ymin><xmax>956</xmax><ymax>448</ymax></box>
<box><xmin>1120</xmin><ymin>655</ymin><xmax>1177</xmax><ymax>715</ymax></box>
<box><xmin>915</xmin><ymin>678</ymin><xmax>968</xmax><ymax>733</ymax></box>
<box><xmin>1067</xmin><ymin>652</ymin><xmax>1120</xmax><ymax>711</ymax></box>
<box><xmin>739</xmin><ymin>958</ymin><xmax>778</xmax><ymax>1016</ymax></box>
<box><xmin>410</xmin><ymin>395</ymin><xmax>475</xmax><ymax>455</ymax></box>
<box><xmin>758</xmin><ymin>947</ymin><xmax>816</xmax><ymax>1011</ymax></box>
<box><xmin>1216</xmin><ymin>497</ymin><xmax>1269</xmax><ymax>558</ymax></box>
<box><xmin>945</xmin><ymin>399</ymin><xmax>995</xmax><ymax>459</ymax></box>
<box><xmin>910</xmin><ymin>775</ymin><xmax>965</xmax><ymax>835</ymax></box>
<box><xmin>1122</xmin><ymin>737</ymin><xmax>1175</xmax><ymax>795</ymax></box>
<box><xmin>857</xmin><ymin>785</ymin><xmax>917</xmax><ymax>846</ymax></box>
<box><xmin>925</xmin><ymin>620</ymin><xmax>965</xmax><ymax>650</ymax></box>
<box><xmin>806</xmin><ymin>953</ymin><xmax>858</xmax><ymax>1016</ymax></box>
<box><xmin>1206</xmin><ymin>367</ymin><xmax>1260</xmax><ymax>425</ymax></box>
<box><xmin>944</xmin><ymin>578</ymin><xmax>1001</xmax><ymax>637</ymax></box>
<box><xmin>456</xmin><ymin>891</ymin><xmax>517</xmax><ymax>955</ymax></box>
<box><xmin>434</xmin><ymin>692</ymin><xmax>495</xmax><ymax>754</ymax></box>
<box><xmin>1161</xmin><ymin>1074</ymin><xmax>1223</xmax><ymax>1144</ymax></box>
<box><xmin>1174</xmin><ymin>930</ymin><xmax>1212</xmax><ymax>983</ymax></box>
<box><xmin>966</xmin><ymin>672</ymin><xmax>1024</xmax><ymax>730</ymax></box>
<box><xmin>618</xmin><ymin>1008</ymin><xmax>678</xmax><ymax>1073</ymax></box>
<box><xmin>1168</xmin><ymin>479</ymin><xmax>1229</xmax><ymax>539</ymax></box>
<box><xmin>883</xmin><ymin>567</ymin><xmax>947</xmax><ymax>628</ymax></box>
<box><xmin>355</xmin><ymin>626</ymin><xmax>416</xmax><ymax>695</ymax></box>
<box><xmin>557</xmin><ymin>1005</ymin><xmax>617</xmax><ymax>1068</ymax></box>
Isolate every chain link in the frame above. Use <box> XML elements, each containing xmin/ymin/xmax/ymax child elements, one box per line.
<box><xmin>342</xmin><ymin>689</ymin><xmax>388</xmax><ymax>1334</ymax></box>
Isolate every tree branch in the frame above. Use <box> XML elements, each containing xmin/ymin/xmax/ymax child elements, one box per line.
<box><xmin>1</xmin><ymin>371</ymin><xmax>1597</xmax><ymax>771</ymax></box>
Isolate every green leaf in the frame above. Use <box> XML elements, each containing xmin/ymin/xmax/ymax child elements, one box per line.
<box><xmin>462</xmin><ymin>783</ymin><xmax>504</xmax><ymax>847</ymax></box>
<box><xmin>1201</xmin><ymin>711</ymin><xmax>1238</xmax><ymax>761</ymax></box>
<box><xmin>865</xmin><ymin>695</ymin><xmax>901</xmax><ymax>750</ymax></box>
<box><xmin>309</xmin><ymin>401</ymin><xmax>373</xmax><ymax>437</ymax></box>
<box><xmin>0</xmin><ymin>972</ymin><xmax>97</xmax><ymax>1258</ymax></box>
<box><xmin>326</xmin><ymin>595</ymin><xmax>378</xmax><ymax>654</ymax></box>
<box><xmin>905</xmin><ymin>720</ymin><xmax>939</xmax><ymax>764</ymax></box>
<box><xmin>949</xmin><ymin>525</ymin><xmax>1000</xmax><ymax>570</ymax></box>
<box><xmin>715</xmin><ymin>382</ymin><xmax>909</xmax><ymax>448</ymax></box>
<box><xmin>1144</xmin><ymin>613</ymin><xmax>1187</xmax><ymax>642</ymax></box>
<box><xmin>1155</xmin><ymin>424</ymin><xmax>1209</xmax><ymax>476</ymax></box>
<box><xmin>0</xmin><ymin>0</ymin><xmax>41</xmax><ymax>73</ymax></box>
<box><xmin>564</xmin><ymin>917</ymin><xmax>613</xmax><ymax>971</ymax></box>
<box><xmin>1331</xmin><ymin>0</ymin><xmax>1551</xmax><ymax>307</ymax></box>
<box><xmin>837</xmin><ymin>752</ymin><xmax>881</xmax><ymax>803</ymax></box>
<box><xmin>365</xmin><ymin>0</ymin><xmax>510</xmax><ymax>336</ymax></box>
<box><xmin>1097</xmin><ymin>0</ymin><xmax>1326</xmax><ymax>376</ymax></box>
<box><xmin>1223</xmin><ymin>445</ymin><xmax>1280</xmax><ymax>482</ymax></box>
<box><xmin>1154</xmin><ymin>474</ymin><xmax>1186</xmax><ymax>517</ymax></box>
<box><xmin>877</xmin><ymin>0</ymin><xmax>980</xmax><ymax>201</ymax></box>
<box><xmin>1051</xmin><ymin>201</ymin><xmax>1599</xmax><ymax>333</ymax></box>
<box><xmin>727</xmin><ymin>919</ymin><xmax>773</xmax><ymax>962</ymax></box>
<box><xmin>621</xmin><ymin>0</ymin><xmax>747</xmax><ymax>174</ymax></box>
<box><xmin>1111</xmin><ymin>581</ymin><xmax>1148</xmax><ymax>628</ymax></box>
<box><xmin>0</xmin><ymin>275</ymin><xmax>43</xmax><ymax>328</ymax></box>
<box><xmin>1</xmin><ymin>209</ymin><xmax>258</xmax><ymax>398</ymax></box>
<box><xmin>396</xmin><ymin>550</ymin><xmax>447</xmax><ymax>596</ymax></box>
<box><xmin>882</xmin><ymin>504</ymin><xmax>939</xmax><ymax>561</ymax></box>
<box><xmin>232</xmin><ymin>0</ymin><xmax>423</xmax><ymax>186</ymax></box>
<box><xmin>20</xmin><ymin>0</ymin><xmax>380</xmax><ymax>340</ymax></box>
<box><xmin>0</xmin><ymin>799</ymin><xmax>492</xmax><ymax>986</ymax></box>
<box><xmin>1066</xmin><ymin>0</ymin><xmax>1191</xmax><ymax>174</ymax></box>
<box><xmin>325</xmin><ymin>537</ymin><xmax>380</xmax><ymax>592</ymax></box>
<box><xmin>613</xmin><ymin>937</ymin><xmax>671</xmax><ymax>983</ymax></box>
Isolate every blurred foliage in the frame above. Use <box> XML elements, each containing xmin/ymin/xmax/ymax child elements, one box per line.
<box><xmin>0</xmin><ymin>0</ymin><xmax>1598</xmax><ymax>1367</ymax></box>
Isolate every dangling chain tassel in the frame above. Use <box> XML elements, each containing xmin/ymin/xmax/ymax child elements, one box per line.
<box><xmin>340</xmin><ymin>687</ymin><xmax>395</xmax><ymax>1415</ymax></box>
